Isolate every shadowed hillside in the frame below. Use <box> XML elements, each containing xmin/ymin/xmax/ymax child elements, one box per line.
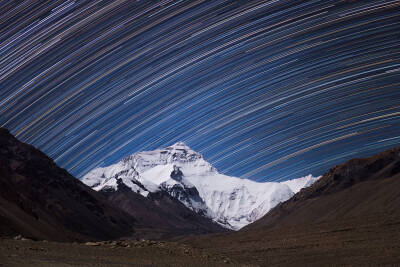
<box><xmin>245</xmin><ymin>146</ymin><xmax>400</xmax><ymax>230</ymax></box>
<box><xmin>182</xmin><ymin>147</ymin><xmax>400</xmax><ymax>266</ymax></box>
<box><xmin>100</xmin><ymin>179</ymin><xmax>227</xmax><ymax>240</ymax></box>
<box><xmin>0</xmin><ymin>128</ymin><xmax>135</xmax><ymax>241</ymax></box>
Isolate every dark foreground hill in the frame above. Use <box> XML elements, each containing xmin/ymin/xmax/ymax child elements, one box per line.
<box><xmin>0</xmin><ymin>128</ymin><xmax>135</xmax><ymax>241</ymax></box>
<box><xmin>182</xmin><ymin>147</ymin><xmax>400</xmax><ymax>266</ymax></box>
<box><xmin>0</xmin><ymin>128</ymin><xmax>224</xmax><ymax>242</ymax></box>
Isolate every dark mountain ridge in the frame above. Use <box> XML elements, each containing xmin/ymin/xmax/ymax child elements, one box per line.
<box><xmin>245</xmin><ymin>146</ymin><xmax>400</xmax><ymax>230</ymax></box>
<box><xmin>100</xmin><ymin>178</ymin><xmax>226</xmax><ymax>239</ymax></box>
<box><xmin>0</xmin><ymin>128</ymin><xmax>135</xmax><ymax>241</ymax></box>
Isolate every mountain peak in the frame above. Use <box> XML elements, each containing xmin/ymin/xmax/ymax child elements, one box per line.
<box><xmin>163</xmin><ymin>142</ymin><xmax>202</xmax><ymax>160</ymax></box>
<box><xmin>82</xmin><ymin>141</ymin><xmax>319</xmax><ymax>230</ymax></box>
<box><xmin>168</xmin><ymin>141</ymin><xmax>191</xmax><ymax>150</ymax></box>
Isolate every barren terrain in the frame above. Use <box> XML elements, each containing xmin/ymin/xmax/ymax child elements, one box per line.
<box><xmin>0</xmin><ymin>238</ymin><xmax>233</xmax><ymax>267</ymax></box>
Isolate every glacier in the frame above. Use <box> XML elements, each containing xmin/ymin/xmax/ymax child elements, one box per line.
<box><xmin>82</xmin><ymin>142</ymin><xmax>319</xmax><ymax>230</ymax></box>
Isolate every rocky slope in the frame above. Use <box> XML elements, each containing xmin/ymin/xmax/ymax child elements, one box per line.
<box><xmin>244</xmin><ymin>146</ymin><xmax>400</xmax><ymax>230</ymax></box>
<box><xmin>83</xmin><ymin>142</ymin><xmax>319</xmax><ymax>229</ymax></box>
<box><xmin>99</xmin><ymin>179</ymin><xmax>226</xmax><ymax>239</ymax></box>
<box><xmin>0</xmin><ymin>128</ymin><xmax>135</xmax><ymax>241</ymax></box>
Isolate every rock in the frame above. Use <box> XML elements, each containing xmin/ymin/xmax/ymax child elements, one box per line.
<box><xmin>84</xmin><ymin>242</ymin><xmax>101</xmax><ymax>246</ymax></box>
<box><xmin>13</xmin><ymin>235</ymin><xmax>30</xmax><ymax>241</ymax></box>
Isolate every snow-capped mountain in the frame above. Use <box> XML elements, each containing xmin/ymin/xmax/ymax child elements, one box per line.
<box><xmin>82</xmin><ymin>142</ymin><xmax>319</xmax><ymax>229</ymax></box>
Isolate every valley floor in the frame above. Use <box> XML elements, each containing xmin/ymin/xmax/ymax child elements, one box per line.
<box><xmin>181</xmin><ymin>214</ymin><xmax>400</xmax><ymax>266</ymax></box>
<box><xmin>1</xmin><ymin>215</ymin><xmax>400</xmax><ymax>266</ymax></box>
<box><xmin>0</xmin><ymin>238</ymin><xmax>233</xmax><ymax>267</ymax></box>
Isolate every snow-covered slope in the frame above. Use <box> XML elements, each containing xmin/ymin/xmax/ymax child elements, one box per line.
<box><xmin>281</xmin><ymin>174</ymin><xmax>319</xmax><ymax>193</ymax></box>
<box><xmin>82</xmin><ymin>142</ymin><xmax>319</xmax><ymax>229</ymax></box>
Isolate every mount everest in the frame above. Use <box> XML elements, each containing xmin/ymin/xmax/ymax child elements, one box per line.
<box><xmin>82</xmin><ymin>142</ymin><xmax>319</xmax><ymax>229</ymax></box>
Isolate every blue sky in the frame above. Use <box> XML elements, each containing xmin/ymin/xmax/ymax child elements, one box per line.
<box><xmin>0</xmin><ymin>0</ymin><xmax>399</xmax><ymax>182</ymax></box>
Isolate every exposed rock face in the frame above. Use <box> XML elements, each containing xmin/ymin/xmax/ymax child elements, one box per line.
<box><xmin>0</xmin><ymin>128</ymin><xmax>135</xmax><ymax>241</ymax></box>
<box><xmin>160</xmin><ymin>179</ymin><xmax>207</xmax><ymax>216</ymax></box>
<box><xmin>170</xmin><ymin>165</ymin><xmax>183</xmax><ymax>182</ymax></box>
<box><xmin>99</xmin><ymin>180</ymin><xmax>226</xmax><ymax>239</ymax></box>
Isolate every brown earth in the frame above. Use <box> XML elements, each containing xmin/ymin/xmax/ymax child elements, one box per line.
<box><xmin>0</xmin><ymin>237</ymin><xmax>234</xmax><ymax>266</ymax></box>
<box><xmin>181</xmin><ymin>215</ymin><xmax>400</xmax><ymax>266</ymax></box>
<box><xmin>3</xmin><ymin>215</ymin><xmax>399</xmax><ymax>267</ymax></box>
<box><xmin>2</xmin><ymin>215</ymin><xmax>400</xmax><ymax>267</ymax></box>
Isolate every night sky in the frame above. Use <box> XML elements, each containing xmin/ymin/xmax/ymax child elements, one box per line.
<box><xmin>1</xmin><ymin>0</ymin><xmax>399</xmax><ymax>182</ymax></box>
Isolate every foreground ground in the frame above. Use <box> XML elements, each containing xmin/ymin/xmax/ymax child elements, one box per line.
<box><xmin>182</xmin><ymin>214</ymin><xmax>400</xmax><ymax>266</ymax></box>
<box><xmin>0</xmin><ymin>238</ymin><xmax>233</xmax><ymax>267</ymax></box>
<box><xmin>1</xmin><ymin>215</ymin><xmax>400</xmax><ymax>267</ymax></box>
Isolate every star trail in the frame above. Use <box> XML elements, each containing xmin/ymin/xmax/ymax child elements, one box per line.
<box><xmin>1</xmin><ymin>0</ymin><xmax>400</xmax><ymax>182</ymax></box>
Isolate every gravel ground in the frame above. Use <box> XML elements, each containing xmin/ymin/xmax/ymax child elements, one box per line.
<box><xmin>0</xmin><ymin>238</ymin><xmax>235</xmax><ymax>267</ymax></box>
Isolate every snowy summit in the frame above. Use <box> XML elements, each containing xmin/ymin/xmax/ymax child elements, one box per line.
<box><xmin>82</xmin><ymin>142</ymin><xmax>319</xmax><ymax>229</ymax></box>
